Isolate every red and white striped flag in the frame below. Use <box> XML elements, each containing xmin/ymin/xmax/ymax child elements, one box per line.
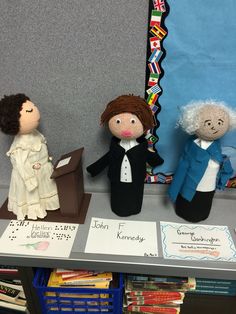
<box><xmin>148</xmin><ymin>62</ymin><xmax>161</xmax><ymax>74</ymax></box>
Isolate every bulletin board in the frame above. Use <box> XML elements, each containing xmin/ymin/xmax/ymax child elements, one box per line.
<box><xmin>0</xmin><ymin>0</ymin><xmax>235</xmax><ymax>194</ymax></box>
<box><xmin>0</xmin><ymin>0</ymin><xmax>149</xmax><ymax>192</ymax></box>
<box><xmin>147</xmin><ymin>0</ymin><xmax>236</xmax><ymax>186</ymax></box>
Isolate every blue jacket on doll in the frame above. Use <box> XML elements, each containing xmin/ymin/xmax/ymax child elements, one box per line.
<box><xmin>168</xmin><ymin>136</ymin><xmax>233</xmax><ymax>203</ymax></box>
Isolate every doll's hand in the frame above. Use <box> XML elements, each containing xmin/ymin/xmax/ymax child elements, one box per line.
<box><xmin>25</xmin><ymin>177</ymin><xmax>38</xmax><ymax>192</ymax></box>
<box><xmin>86</xmin><ymin>165</ymin><xmax>97</xmax><ymax>177</ymax></box>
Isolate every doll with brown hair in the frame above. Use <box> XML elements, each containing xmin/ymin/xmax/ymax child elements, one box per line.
<box><xmin>0</xmin><ymin>94</ymin><xmax>59</xmax><ymax>220</ymax></box>
<box><xmin>87</xmin><ymin>94</ymin><xmax>164</xmax><ymax>217</ymax></box>
<box><xmin>168</xmin><ymin>100</ymin><xmax>236</xmax><ymax>222</ymax></box>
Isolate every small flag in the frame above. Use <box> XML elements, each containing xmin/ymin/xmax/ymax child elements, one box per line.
<box><xmin>150</xmin><ymin>25</ymin><xmax>167</xmax><ymax>40</ymax></box>
<box><xmin>148</xmin><ymin>73</ymin><xmax>159</xmax><ymax>86</ymax></box>
<box><xmin>147</xmin><ymin>134</ymin><xmax>158</xmax><ymax>144</ymax></box>
<box><xmin>153</xmin><ymin>0</ymin><xmax>166</xmax><ymax>12</ymax></box>
<box><xmin>147</xmin><ymin>93</ymin><xmax>158</xmax><ymax>105</ymax></box>
<box><xmin>148</xmin><ymin>62</ymin><xmax>161</xmax><ymax>74</ymax></box>
<box><xmin>147</xmin><ymin>84</ymin><xmax>161</xmax><ymax>95</ymax></box>
<box><xmin>150</xmin><ymin>104</ymin><xmax>159</xmax><ymax>113</ymax></box>
<box><xmin>157</xmin><ymin>174</ymin><xmax>167</xmax><ymax>183</ymax></box>
<box><xmin>150</xmin><ymin>10</ymin><xmax>162</xmax><ymax>27</ymax></box>
<box><xmin>148</xmin><ymin>96</ymin><xmax>159</xmax><ymax>109</ymax></box>
<box><xmin>148</xmin><ymin>48</ymin><xmax>163</xmax><ymax>63</ymax></box>
<box><xmin>146</xmin><ymin>174</ymin><xmax>159</xmax><ymax>183</ymax></box>
<box><xmin>150</xmin><ymin>36</ymin><xmax>161</xmax><ymax>51</ymax></box>
<box><xmin>165</xmin><ymin>175</ymin><xmax>173</xmax><ymax>183</ymax></box>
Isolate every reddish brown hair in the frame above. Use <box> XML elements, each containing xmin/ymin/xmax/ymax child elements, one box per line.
<box><xmin>101</xmin><ymin>95</ymin><xmax>155</xmax><ymax>131</ymax></box>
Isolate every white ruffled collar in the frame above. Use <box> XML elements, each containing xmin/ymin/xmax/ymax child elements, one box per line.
<box><xmin>7</xmin><ymin>130</ymin><xmax>46</xmax><ymax>155</ymax></box>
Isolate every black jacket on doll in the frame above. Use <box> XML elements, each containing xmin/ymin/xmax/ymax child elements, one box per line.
<box><xmin>87</xmin><ymin>136</ymin><xmax>163</xmax><ymax>216</ymax></box>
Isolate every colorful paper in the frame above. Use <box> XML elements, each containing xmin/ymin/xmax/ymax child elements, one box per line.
<box><xmin>160</xmin><ymin>222</ymin><xmax>236</xmax><ymax>262</ymax></box>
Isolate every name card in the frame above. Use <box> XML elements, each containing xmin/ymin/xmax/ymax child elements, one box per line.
<box><xmin>160</xmin><ymin>221</ymin><xmax>236</xmax><ymax>262</ymax></box>
<box><xmin>85</xmin><ymin>217</ymin><xmax>158</xmax><ymax>257</ymax></box>
<box><xmin>0</xmin><ymin>220</ymin><xmax>78</xmax><ymax>258</ymax></box>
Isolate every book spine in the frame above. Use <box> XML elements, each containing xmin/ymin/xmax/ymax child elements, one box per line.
<box><xmin>127</xmin><ymin>305</ymin><xmax>179</xmax><ymax>313</ymax></box>
<box><xmin>0</xmin><ymin>300</ymin><xmax>26</xmax><ymax>312</ymax></box>
<box><xmin>196</xmin><ymin>284</ymin><xmax>236</xmax><ymax>291</ymax></box>
<box><xmin>128</xmin><ymin>299</ymin><xmax>182</xmax><ymax>305</ymax></box>
<box><xmin>196</xmin><ymin>279</ymin><xmax>236</xmax><ymax>286</ymax></box>
<box><xmin>0</xmin><ymin>284</ymin><xmax>20</xmax><ymax>298</ymax></box>
<box><xmin>127</xmin><ymin>275</ymin><xmax>188</xmax><ymax>283</ymax></box>
<box><xmin>128</xmin><ymin>291</ymin><xmax>183</xmax><ymax>297</ymax></box>
<box><xmin>127</xmin><ymin>295</ymin><xmax>183</xmax><ymax>301</ymax></box>
<box><xmin>189</xmin><ymin>289</ymin><xmax>236</xmax><ymax>296</ymax></box>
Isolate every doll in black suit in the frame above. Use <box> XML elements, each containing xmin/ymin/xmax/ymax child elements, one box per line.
<box><xmin>87</xmin><ymin>95</ymin><xmax>164</xmax><ymax>217</ymax></box>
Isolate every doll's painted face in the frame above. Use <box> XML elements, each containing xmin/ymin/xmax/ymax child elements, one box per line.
<box><xmin>195</xmin><ymin>105</ymin><xmax>229</xmax><ymax>141</ymax></box>
<box><xmin>108</xmin><ymin>112</ymin><xmax>144</xmax><ymax>140</ymax></box>
<box><xmin>19</xmin><ymin>101</ymin><xmax>40</xmax><ymax>134</ymax></box>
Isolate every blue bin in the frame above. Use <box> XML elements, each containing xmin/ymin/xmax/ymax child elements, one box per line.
<box><xmin>33</xmin><ymin>268</ymin><xmax>124</xmax><ymax>314</ymax></box>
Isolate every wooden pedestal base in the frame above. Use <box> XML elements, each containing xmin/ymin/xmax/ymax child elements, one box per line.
<box><xmin>0</xmin><ymin>193</ymin><xmax>91</xmax><ymax>223</ymax></box>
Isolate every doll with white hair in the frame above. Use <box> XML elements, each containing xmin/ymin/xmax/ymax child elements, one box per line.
<box><xmin>168</xmin><ymin>100</ymin><xmax>236</xmax><ymax>222</ymax></box>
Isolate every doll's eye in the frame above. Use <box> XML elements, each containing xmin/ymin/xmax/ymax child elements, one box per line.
<box><xmin>130</xmin><ymin>118</ymin><xmax>136</xmax><ymax>124</ymax></box>
<box><xmin>218</xmin><ymin>119</ymin><xmax>224</xmax><ymax>125</ymax></box>
<box><xmin>204</xmin><ymin>120</ymin><xmax>212</xmax><ymax>126</ymax></box>
<box><xmin>115</xmin><ymin>118</ymin><xmax>121</xmax><ymax>124</ymax></box>
<box><xmin>26</xmin><ymin>109</ymin><xmax>33</xmax><ymax>113</ymax></box>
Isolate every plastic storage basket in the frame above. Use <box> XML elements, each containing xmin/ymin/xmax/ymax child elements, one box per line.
<box><xmin>33</xmin><ymin>268</ymin><xmax>124</xmax><ymax>314</ymax></box>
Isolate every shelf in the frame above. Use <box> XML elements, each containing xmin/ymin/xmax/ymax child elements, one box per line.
<box><xmin>0</xmin><ymin>192</ymin><xmax>236</xmax><ymax>280</ymax></box>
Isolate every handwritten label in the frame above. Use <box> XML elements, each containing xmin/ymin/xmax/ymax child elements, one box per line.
<box><xmin>85</xmin><ymin>217</ymin><xmax>158</xmax><ymax>257</ymax></box>
<box><xmin>0</xmin><ymin>220</ymin><xmax>78</xmax><ymax>258</ymax></box>
<box><xmin>160</xmin><ymin>221</ymin><xmax>236</xmax><ymax>262</ymax></box>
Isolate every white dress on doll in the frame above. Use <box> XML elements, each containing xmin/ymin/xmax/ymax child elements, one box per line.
<box><xmin>7</xmin><ymin>129</ymin><xmax>59</xmax><ymax>220</ymax></box>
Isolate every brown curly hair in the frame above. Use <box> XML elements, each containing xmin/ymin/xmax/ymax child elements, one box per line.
<box><xmin>0</xmin><ymin>94</ymin><xmax>30</xmax><ymax>135</ymax></box>
<box><xmin>101</xmin><ymin>95</ymin><xmax>155</xmax><ymax>131</ymax></box>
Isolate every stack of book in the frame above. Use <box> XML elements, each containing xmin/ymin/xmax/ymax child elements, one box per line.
<box><xmin>45</xmin><ymin>268</ymin><xmax>113</xmax><ymax>311</ymax></box>
<box><xmin>0</xmin><ymin>279</ymin><xmax>27</xmax><ymax>313</ymax></box>
<box><xmin>188</xmin><ymin>278</ymin><xmax>236</xmax><ymax>296</ymax></box>
<box><xmin>124</xmin><ymin>274</ymin><xmax>196</xmax><ymax>313</ymax></box>
<box><xmin>48</xmin><ymin>268</ymin><xmax>113</xmax><ymax>288</ymax></box>
<box><xmin>0</xmin><ymin>265</ymin><xmax>18</xmax><ymax>276</ymax></box>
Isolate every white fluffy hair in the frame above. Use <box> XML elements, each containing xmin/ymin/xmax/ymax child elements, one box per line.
<box><xmin>177</xmin><ymin>99</ymin><xmax>236</xmax><ymax>134</ymax></box>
